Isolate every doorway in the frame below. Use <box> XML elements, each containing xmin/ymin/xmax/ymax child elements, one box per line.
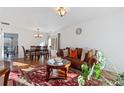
<box><xmin>4</xmin><ymin>33</ymin><xmax>18</xmax><ymax>61</ymax></box>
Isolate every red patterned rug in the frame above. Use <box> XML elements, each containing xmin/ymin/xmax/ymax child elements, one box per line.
<box><xmin>21</xmin><ymin>65</ymin><xmax>80</xmax><ymax>86</ymax></box>
<box><xmin>10</xmin><ymin>66</ymin><xmax>80</xmax><ymax>86</ymax></box>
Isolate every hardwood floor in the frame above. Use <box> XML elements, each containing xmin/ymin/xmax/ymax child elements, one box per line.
<box><xmin>0</xmin><ymin>57</ymin><xmax>49</xmax><ymax>70</ymax></box>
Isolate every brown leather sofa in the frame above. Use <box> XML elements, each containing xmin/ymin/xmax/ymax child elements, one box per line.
<box><xmin>57</xmin><ymin>47</ymin><xmax>97</xmax><ymax>70</ymax></box>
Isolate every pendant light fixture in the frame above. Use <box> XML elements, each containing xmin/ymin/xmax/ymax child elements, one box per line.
<box><xmin>34</xmin><ymin>28</ymin><xmax>43</xmax><ymax>38</ymax></box>
<box><xmin>57</xmin><ymin>7</ymin><xmax>67</xmax><ymax>17</ymax></box>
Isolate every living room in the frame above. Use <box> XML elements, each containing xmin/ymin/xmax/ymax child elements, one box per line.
<box><xmin>0</xmin><ymin>0</ymin><xmax>124</xmax><ymax>93</ymax></box>
<box><xmin>59</xmin><ymin>7</ymin><xmax>124</xmax><ymax>73</ymax></box>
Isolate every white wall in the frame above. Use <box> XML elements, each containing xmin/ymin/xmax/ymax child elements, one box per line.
<box><xmin>0</xmin><ymin>26</ymin><xmax>48</xmax><ymax>59</ymax></box>
<box><xmin>59</xmin><ymin>12</ymin><xmax>124</xmax><ymax>73</ymax></box>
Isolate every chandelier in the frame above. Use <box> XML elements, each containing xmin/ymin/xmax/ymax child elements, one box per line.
<box><xmin>57</xmin><ymin>7</ymin><xmax>67</xmax><ymax>17</ymax></box>
<box><xmin>34</xmin><ymin>28</ymin><xmax>43</xmax><ymax>38</ymax></box>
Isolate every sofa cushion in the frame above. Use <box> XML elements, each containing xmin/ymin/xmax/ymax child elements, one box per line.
<box><xmin>65</xmin><ymin>57</ymin><xmax>80</xmax><ymax>62</ymax></box>
<box><xmin>65</xmin><ymin>57</ymin><xmax>84</xmax><ymax>70</ymax></box>
<box><xmin>66</xmin><ymin>47</ymin><xmax>70</xmax><ymax>56</ymax></box>
<box><xmin>84</xmin><ymin>49</ymin><xmax>94</xmax><ymax>62</ymax></box>
<box><xmin>66</xmin><ymin>47</ymin><xmax>82</xmax><ymax>59</ymax></box>
<box><xmin>63</xmin><ymin>49</ymin><xmax>69</xmax><ymax>57</ymax></box>
<box><xmin>70</xmin><ymin>49</ymin><xmax>78</xmax><ymax>59</ymax></box>
<box><xmin>57</xmin><ymin>49</ymin><xmax>64</xmax><ymax>57</ymax></box>
<box><xmin>76</xmin><ymin>48</ymin><xmax>83</xmax><ymax>59</ymax></box>
<box><xmin>81</xmin><ymin>50</ymin><xmax>85</xmax><ymax>61</ymax></box>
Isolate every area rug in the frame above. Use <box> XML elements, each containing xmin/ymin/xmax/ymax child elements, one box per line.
<box><xmin>20</xmin><ymin>65</ymin><xmax>80</xmax><ymax>86</ymax></box>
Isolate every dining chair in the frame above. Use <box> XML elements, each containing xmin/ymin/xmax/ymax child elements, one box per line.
<box><xmin>0</xmin><ymin>68</ymin><xmax>10</xmax><ymax>86</ymax></box>
<box><xmin>30</xmin><ymin>46</ymin><xmax>41</xmax><ymax>61</ymax></box>
<box><xmin>30</xmin><ymin>46</ymin><xmax>36</xmax><ymax>51</ymax></box>
<box><xmin>22</xmin><ymin>46</ymin><xmax>31</xmax><ymax>60</ymax></box>
<box><xmin>41</xmin><ymin>46</ymin><xmax>49</xmax><ymax>57</ymax></box>
<box><xmin>41</xmin><ymin>49</ymin><xmax>49</xmax><ymax>59</ymax></box>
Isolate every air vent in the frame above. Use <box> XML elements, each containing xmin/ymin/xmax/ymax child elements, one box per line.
<box><xmin>1</xmin><ymin>22</ymin><xmax>10</xmax><ymax>25</ymax></box>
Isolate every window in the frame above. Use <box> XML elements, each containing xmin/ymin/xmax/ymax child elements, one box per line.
<box><xmin>40</xmin><ymin>41</ymin><xmax>45</xmax><ymax>46</ymax></box>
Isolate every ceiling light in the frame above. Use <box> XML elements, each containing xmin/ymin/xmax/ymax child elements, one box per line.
<box><xmin>34</xmin><ymin>28</ymin><xmax>43</xmax><ymax>38</ymax></box>
<box><xmin>57</xmin><ymin>7</ymin><xmax>67</xmax><ymax>17</ymax></box>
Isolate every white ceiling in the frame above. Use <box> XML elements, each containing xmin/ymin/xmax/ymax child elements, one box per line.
<box><xmin>0</xmin><ymin>7</ymin><xmax>124</xmax><ymax>33</ymax></box>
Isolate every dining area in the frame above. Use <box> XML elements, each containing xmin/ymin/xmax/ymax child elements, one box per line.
<box><xmin>22</xmin><ymin>45</ymin><xmax>51</xmax><ymax>61</ymax></box>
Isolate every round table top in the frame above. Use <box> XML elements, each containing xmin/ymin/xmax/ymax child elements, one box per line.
<box><xmin>47</xmin><ymin>59</ymin><xmax>71</xmax><ymax>67</ymax></box>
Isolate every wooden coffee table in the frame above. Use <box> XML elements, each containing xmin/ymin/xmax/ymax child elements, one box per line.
<box><xmin>46</xmin><ymin>59</ymin><xmax>71</xmax><ymax>80</ymax></box>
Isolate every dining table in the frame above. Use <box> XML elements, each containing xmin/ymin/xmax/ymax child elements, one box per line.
<box><xmin>25</xmin><ymin>48</ymin><xmax>49</xmax><ymax>60</ymax></box>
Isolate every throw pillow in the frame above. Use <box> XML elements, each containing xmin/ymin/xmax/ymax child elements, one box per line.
<box><xmin>66</xmin><ymin>47</ymin><xmax>70</xmax><ymax>56</ymax></box>
<box><xmin>76</xmin><ymin>48</ymin><xmax>83</xmax><ymax>59</ymax></box>
<box><xmin>81</xmin><ymin>51</ymin><xmax>85</xmax><ymax>61</ymax></box>
<box><xmin>58</xmin><ymin>49</ymin><xmax>64</xmax><ymax>57</ymax></box>
<box><xmin>63</xmin><ymin>49</ymin><xmax>69</xmax><ymax>57</ymax></box>
<box><xmin>84</xmin><ymin>50</ymin><xmax>94</xmax><ymax>62</ymax></box>
<box><xmin>70</xmin><ymin>49</ymin><xmax>78</xmax><ymax>59</ymax></box>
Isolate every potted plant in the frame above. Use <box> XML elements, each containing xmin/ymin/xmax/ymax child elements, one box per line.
<box><xmin>78</xmin><ymin>50</ymin><xmax>106</xmax><ymax>86</ymax></box>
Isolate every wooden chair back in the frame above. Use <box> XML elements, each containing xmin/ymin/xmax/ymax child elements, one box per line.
<box><xmin>22</xmin><ymin>46</ymin><xmax>26</xmax><ymax>54</ymax></box>
<box><xmin>30</xmin><ymin>46</ymin><xmax>36</xmax><ymax>51</ymax></box>
<box><xmin>43</xmin><ymin>46</ymin><xmax>48</xmax><ymax>49</ymax></box>
<box><xmin>35</xmin><ymin>46</ymin><xmax>41</xmax><ymax>51</ymax></box>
